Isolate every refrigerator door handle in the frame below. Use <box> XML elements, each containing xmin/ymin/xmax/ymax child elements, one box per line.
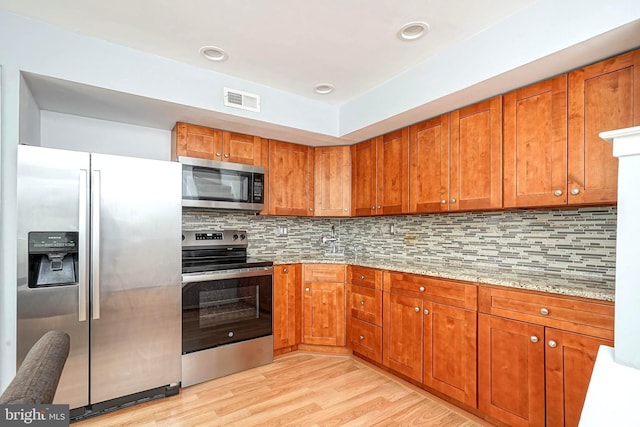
<box><xmin>78</xmin><ymin>169</ymin><xmax>89</xmax><ymax>322</ymax></box>
<box><xmin>91</xmin><ymin>170</ymin><xmax>101</xmax><ymax>320</ymax></box>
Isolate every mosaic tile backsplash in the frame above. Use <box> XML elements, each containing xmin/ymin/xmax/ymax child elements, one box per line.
<box><xmin>182</xmin><ymin>207</ymin><xmax>617</xmax><ymax>287</ymax></box>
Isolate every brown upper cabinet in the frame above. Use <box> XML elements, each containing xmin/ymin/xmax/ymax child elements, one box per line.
<box><xmin>172</xmin><ymin>122</ymin><xmax>265</xmax><ymax>166</ymax></box>
<box><xmin>351</xmin><ymin>128</ymin><xmax>409</xmax><ymax>216</ymax></box>
<box><xmin>503</xmin><ymin>75</ymin><xmax>568</xmax><ymax>208</ymax></box>
<box><xmin>567</xmin><ymin>48</ymin><xmax>640</xmax><ymax>205</ymax></box>
<box><xmin>313</xmin><ymin>146</ymin><xmax>351</xmax><ymax>216</ymax></box>
<box><xmin>409</xmin><ymin>114</ymin><xmax>451</xmax><ymax>213</ymax></box>
<box><xmin>410</xmin><ymin>97</ymin><xmax>502</xmax><ymax>213</ymax></box>
<box><xmin>268</xmin><ymin>140</ymin><xmax>314</xmax><ymax>216</ymax></box>
<box><xmin>450</xmin><ymin>96</ymin><xmax>503</xmax><ymax>211</ymax></box>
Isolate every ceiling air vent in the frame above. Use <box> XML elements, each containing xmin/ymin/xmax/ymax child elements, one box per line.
<box><xmin>224</xmin><ymin>88</ymin><xmax>260</xmax><ymax>112</ymax></box>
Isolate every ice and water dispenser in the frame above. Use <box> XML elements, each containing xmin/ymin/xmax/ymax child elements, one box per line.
<box><xmin>28</xmin><ymin>231</ymin><xmax>79</xmax><ymax>287</ymax></box>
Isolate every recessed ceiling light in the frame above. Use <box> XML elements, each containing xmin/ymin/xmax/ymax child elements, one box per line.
<box><xmin>200</xmin><ymin>46</ymin><xmax>228</xmax><ymax>62</ymax></box>
<box><xmin>314</xmin><ymin>83</ymin><xmax>335</xmax><ymax>95</ymax></box>
<box><xmin>397</xmin><ymin>21</ymin><xmax>430</xmax><ymax>41</ymax></box>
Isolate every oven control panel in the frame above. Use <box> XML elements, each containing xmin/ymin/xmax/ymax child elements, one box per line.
<box><xmin>182</xmin><ymin>230</ymin><xmax>247</xmax><ymax>247</ymax></box>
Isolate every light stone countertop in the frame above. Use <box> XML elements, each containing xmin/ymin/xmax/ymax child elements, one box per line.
<box><xmin>269</xmin><ymin>256</ymin><xmax>615</xmax><ymax>302</ymax></box>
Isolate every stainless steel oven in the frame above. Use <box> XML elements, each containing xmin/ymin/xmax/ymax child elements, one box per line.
<box><xmin>181</xmin><ymin>230</ymin><xmax>273</xmax><ymax>387</ymax></box>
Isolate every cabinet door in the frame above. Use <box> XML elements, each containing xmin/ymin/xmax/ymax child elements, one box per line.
<box><xmin>478</xmin><ymin>314</ymin><xmax>545</xmax><ymax>427</ymax></box>
<box><xmin>273</xmin><ymin>264</ymin><xmax>301</xmax><ymax>350</ymax></box>
<box><xmin>568</xmin><ymin>49</ymin><xmax>640</xmax><ymax>204</ymax></box>
<box><xmin>377</xmin><ymin>128</ymin><xmax>409</xmax><ymax>215</ymax></box>
<box><xmin>172</xmin><ymin>122</ymin><xmax>221</xmax><ymax>160</ymax></box>
<box><xmin>409</xmin><ymin>114</ymin><xmax>451</xmax><ymax>213</ymax></box>
<box><xmin>302</xmin><ymin>282</ymin><xmax>345</xmax><ymax>346</ymax></box>
<box><xmin>314</xmin><ymin>146</ymin><xmax>351</xmax><ymax>216</ymax></box>
<box><xmin>423</xmin><ymin>302</ymin><xmax>477</xmax><ymax>408</ymax></box>
<box><xmin>450</xmin><ymin>96</ymin><xmax>503</xmax><ymax>211</ymax></box>
<box><xmin>351</xmin><ymin>139</ymin><xmax>377</xmax><ymax>216</ymax></box>
<box><xmin>268</xmin><ymin>140</ymin><xmax>314</xmax><ymax>216</ymax></box>
<box><xmin>222</xmin><ymin>131</ymin><xmax>264</xmax><ymax>165</ymax></box>
<box><xmin>383</xmin><ymin>292</ymin><xmax>423</xmax><ymax>382</ymax></box>
<box><xmin>545</xmin><ymin>329</ymin><xmax>613</xmax><ymax>427</ymax></box>
<box><xmin>503</xmin><ymin>75</ymin><xmax>568</xmax><ymax>208</ymax></box>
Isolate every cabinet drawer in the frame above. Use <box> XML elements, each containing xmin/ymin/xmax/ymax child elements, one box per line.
<box><xmin>384</xmin><ymin>271</ymin><xmax>477</xmax><ymax>310</ymax></box>
<box><xmin>478</xmin><ymin>286</ymin><xmax>614</xmax><ymax>340</ymax></box>
<box><xmin>348</xmin><ymin>266</ymin><xmax>382</xmax><ymax>289</ymax></box>
<box><xmin>350</xmin><ymin>285</ymin><xmax>382</xmax><ymax>326</ymax></box>
<box><xmin>303</xmin><ymin>264</ymin><xmax>346</xmax><ymax>283</ymax></box>
<box><xmin>349</xmin><ymin>317</ymin><xmax>382</xmax><ymax>363</ymax></box>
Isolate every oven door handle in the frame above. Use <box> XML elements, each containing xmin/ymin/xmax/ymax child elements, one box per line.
<box><xmin>182</xmin><ymin>267</ymin><xmax>273</xmax><ymax>284</ymax></box>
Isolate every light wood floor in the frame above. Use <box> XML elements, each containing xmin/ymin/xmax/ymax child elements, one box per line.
<box><xmin>74</xmin><ymin>352</ymin><xmax>491</xmax><ymax>426</ymax></box>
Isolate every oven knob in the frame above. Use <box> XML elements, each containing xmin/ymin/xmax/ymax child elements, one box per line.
<box><xmin>228</xmin><ymin>331</ymin><xmax>234</xmax><ymax>338</ymax></box>
<box><xmin>240</xmin><ymin>234</ymin><xmax>246</xmax><ymax>240</ymax></box>
<box><xmin>232</xmin><ymin>234</ymin><xmax>239</xmax><ymax>240</ymax></box>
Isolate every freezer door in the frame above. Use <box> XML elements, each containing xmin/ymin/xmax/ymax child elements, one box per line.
<box><xmin>89</xmin><ymin>154</ymin><xmax>182</xmax><ymax>404</ymax></box>
<box><xmin>17</xmin><ymin>145</ymin><xmax>90</xmax><ymax>409</ymax></box>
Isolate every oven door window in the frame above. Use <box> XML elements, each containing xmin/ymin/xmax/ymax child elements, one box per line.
<box><xmin>183</xmin><ymin>165</ymin><xmax>251</xmax><ymax>203</ymax></box>
<box><xmin>182</xmin><ymin>275</ymin><xmax>272</xmax><ymax>354</ymax></box>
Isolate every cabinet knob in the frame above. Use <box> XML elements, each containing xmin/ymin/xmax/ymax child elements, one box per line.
<box><xmin>414</xmin><ymin>307</ymin><xmax>420</xmax><ymax>313</ymax></box>
<box><xmin>419</xmin><ymin>286</ymin><xmax>425</xmax><ymax>292</ymax></box>
<box><xmin>359</xmin><ymin>300</ymin><xmax>365</xmax><ymax>306</ymax></box>
<box><xmin>305</xmin><ymin>287</ymin><xmax>310</xmax><ymax>292</ymax></box>
<box><xmin>309</xmin><ymin>208</ymin><xmax>313</xmax><ymax>211</ymax></box>
<box><xmin>224</xmin><ymin>153</ymin><xmax>230</xmax><ymax>158</ymax></box>
<box><xmin>423</xmin><ymin>309</ymin><xmax>429</xmax><ymax>315</ymax></box>
<box><xmin>540</xmin><ymin>308</ymin><xmax>549</xmax><ymax>316</ymax></box>
<box><xmin>283</xmin><ymin>268</ymin><xmax>288</xmax><ymax>273</ymax></box>
<box><xmin>359</xmin><ymin>335</ymin><xmax>364</xmax><ymax>341</ymax></box>
<box><xmin>360</xmin><ymin>275</ymin><xmax>365</xmax><ymax>280</ymax></box>
<box><xmin>571</xmin><ymin>188</ymin><xmax>580</xmax><ymax>195</ymax></box>
<box><xmin>371</xmin><ymin>206</ymin><xmax>375</xmax><ymax>210</ymax></box>
<box><xmin>343</xmin><ymin>208</ymin><xmax>348</xmax><ymax>212</ymax></box>
<box><xmin>441</xmin><ymin>199</ymin><xmax>447</xmax><ymax>204</ymax></box>
<box><xmin>450</xmin><ymin>198</ymin><xmax>456</xmax><ymax>204</ymax></box>
<box><xmin>377</xmin><ymin>205</ymin><xmax>381</xmax><ymax>209</ymax></box>
<box><xmin>530</xmin><ymin>336</ymin><xmax>539</xmax><ymax>343</ymax></box>
<box><xmin>548</xmin><ymin>340</ymin><xmax>557</xmax><ymax>348</ymax></box>
<box><xmin>215</xmin><ymin>152</ymin><xmax>222</xmax><ymax>157</ymax></box>
<box><xmin>554</xmin><ymin>189</ymin><xmax>563</xmax><ymax>197</ymax></box>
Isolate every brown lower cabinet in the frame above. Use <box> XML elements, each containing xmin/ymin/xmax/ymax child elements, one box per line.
<box><xmin>273</xmin><ymin>264</ymin><xmax>301</xmax><ymax>354</ymax></box>
<box><xmin>478</xmin><ymin>286</ymin><xmax>614</xmax><ymax>427</ymax></box>
<box><xmin>382</xmin><ymin>271</ymin><xmax>478</xmax><ymax>408</ymax></box>
<box><xmin>302</xmin><ymin>264</ymin><xmax>346</xmax><ymax>346</ymax></box>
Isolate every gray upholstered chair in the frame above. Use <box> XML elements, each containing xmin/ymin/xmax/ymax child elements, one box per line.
<box><xmin>0</xmin><ymin>330</ymin><xmax>70</xmax><ymax>405</ymax></box>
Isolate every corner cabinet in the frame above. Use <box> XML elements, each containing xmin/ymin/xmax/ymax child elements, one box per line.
<box><xmin>313</xmin><ymin>146</ymin><xmax>351</xmax><ymax>216</ymax></box>
<box><xmin>268</xmin><ymin>140</ymin><xmax>314</xmax><ymax>216</ymax></box>
<box><xmin>273</xmin><ymin>264</ymin><xmax>301</xmax><ymax>355</ymax></box>
<box><xmin>478</xmin><ymin>286</ymin><xmax>614</xmax><ymax>427</ymax></box>
<box><xmin>383</xmin><ymin>271</ymin><xmax>478</xmax><ymax>407</ymax></box>
<box><xmin>302</xmin><ymin>264</ymin><xmax>346</xmax><ymax>347</ymax></box>
<box><xmin>172</xmin><ymin>122</ymin><xmax>266</xmax><ymax>165</ymax></box>
<box><xmin>351</xmin><ymin>128</ymin><xmax>409</xmax><ymax>216</ymax></box>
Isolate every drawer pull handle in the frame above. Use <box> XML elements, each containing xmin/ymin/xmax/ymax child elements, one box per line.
<box><xmin>360</xmin><ymin>275</ymin><xmax>365</xmax><ymax>280</ymax></box>
<box><xmin>359</xmin><ymin>300</ymin><xmax>365</xmax><ymax>306</ymax></box>
<box><xmin>305</xmin><ymin>287</ymin><xmax>310</xmax><ymax>292</ymax></box>
<box><xmin>419</xmin><ymin>286</ymin><xmax>425</xmax><ymax>292</ymax></box>
<box><xmin>548</xmin><ymin>340</ymin><xmax>557</xmax><ymax>348</ymax></box>
<box><xmin>283</xmin><ymin>268</ymin><xmax>288</xmax><ymax>273</ymax></box>
<box><xmin>530</xmin><ymin>336</ymin><xmax>539</xmax><ymax>343</ymax></box>
<box><xmin>423</xmin><ymin>309</ymin><xmax>429</xmax><ymax>315</ymax></box>
<box><xmin>359</xmin><ymin>335</ymin><xmax>364</xmax><ymax>340</ymax></box>
<box><xmin>414</xmin><ymin>307</ymin><xmax>420</xmax><ymax>313</ymax></box>
<box><xmin>540</xmin><ymin>308</ymin><xmax>549</xmax><ymax>316</ymax></box>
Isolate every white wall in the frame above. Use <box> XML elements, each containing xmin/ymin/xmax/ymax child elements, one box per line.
<box><xmin>41</xmin><ymin>112</ymin><xmax>171</xmax><ymax>160</ymax></box>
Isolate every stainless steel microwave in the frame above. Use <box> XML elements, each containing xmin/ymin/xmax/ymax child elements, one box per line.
<box><xmin>178</xmin><ymin>157</ymin><xmax>265</xmax><ymax>212</ymax></box>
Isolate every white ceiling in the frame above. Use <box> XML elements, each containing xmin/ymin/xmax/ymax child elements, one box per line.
<box><xmin>0</xmin><ymin>0</ymin><xmax>537</xmax><ymax>103</ymax></box>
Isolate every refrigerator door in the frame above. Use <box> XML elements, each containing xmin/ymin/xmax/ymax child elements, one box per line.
<box><xmin>89</xmin><ymin>154</ymin><xmax>182</xmax><ymax>404</ymax></box>
<box><xmin>17</xmin><ymin>145</ymin><xmax>90</xmax><ymax>409</ymax></box>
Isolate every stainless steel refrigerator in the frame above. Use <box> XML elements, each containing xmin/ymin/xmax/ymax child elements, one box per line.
<box><xmin>16</xmin><ymin>145</ymin><xmax>182</xmax><ymax>416</ymax></box>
